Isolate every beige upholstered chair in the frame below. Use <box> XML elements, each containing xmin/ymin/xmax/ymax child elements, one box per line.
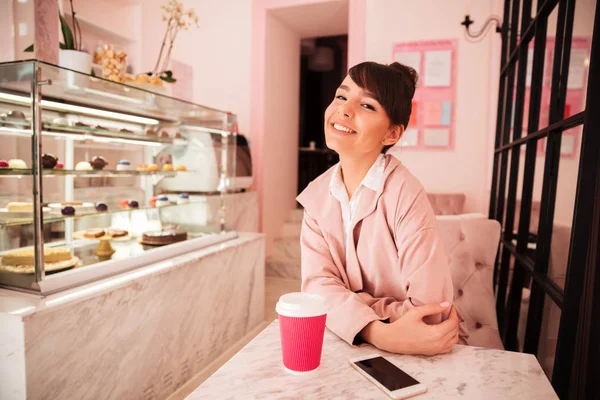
<box><xmin>436</xmin><ymin>215</ymin><xmax>504</xmax><ymax>350</ymax></box>
<box><xmin>427</xmin><ymin>193</ymin><xmax>466</xmax><ymax>215</ymax></box>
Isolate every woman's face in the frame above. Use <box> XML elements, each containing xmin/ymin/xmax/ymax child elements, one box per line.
<box><xmin>324</xmin><ymin>75</ymin><xmax>402</xmax><ymax>158</ymax></box>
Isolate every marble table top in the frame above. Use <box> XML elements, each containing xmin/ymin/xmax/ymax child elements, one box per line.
<box><xmin>188</xmin><ymin>320</ymin><xmax>558</xmax><ymax>399</ymax></box>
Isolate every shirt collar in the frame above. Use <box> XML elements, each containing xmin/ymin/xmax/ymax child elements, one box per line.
<box><xmin>329</xmin><ymin>154</ymin><xmax>386</xmax><ymax>200</ymax></box>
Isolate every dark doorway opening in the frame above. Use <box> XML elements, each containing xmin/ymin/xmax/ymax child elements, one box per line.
<box><xmin>297</xmin><ymin>35</ymin><xmax>347</xmax><ymax>196</ymax></box>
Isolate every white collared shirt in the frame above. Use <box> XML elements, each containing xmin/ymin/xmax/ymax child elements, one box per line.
<box><xmin>329</xmin><ymin>154</ymin><xmax>386</xmax><ymax>256</ymax></box>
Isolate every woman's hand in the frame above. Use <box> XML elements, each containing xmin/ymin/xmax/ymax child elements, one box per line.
<box><xmin>361</xmin><ymin>302</ymin><xmax>460</xmax><ymax>356</ymax></box>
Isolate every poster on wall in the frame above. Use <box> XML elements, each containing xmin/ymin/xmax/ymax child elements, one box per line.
<box><xmin>520</xmin><ymin>36</ymin><xmax>591</xmax><ymax>159</ymax></box>
<box><xmin>391</xmin><ymin>39</ymin><xmax>457</xmax><ymax>151</ymax></box>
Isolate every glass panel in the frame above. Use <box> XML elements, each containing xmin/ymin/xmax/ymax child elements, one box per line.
<box><xmin>0</xmin><ymin>62</ymin><xmax>35</xmax><ymax>288</ymax></box>
<box><xmin>530</xmin><ymin>139</ymin><xmax>545</xmax><ymax>246</ymax></box>
<box><xmin>508</xmin><ymin>61</ymin><xmax>519</xmax><ymax>143</ymax></box>
<box><xmin>537</xmin><ymin>295</ymin><xmax>561</xmax><ymax>379</ymax></box>
<box><xmin>523</xmin><ymin>39</ymin><xmax>535</xmax><ymax>134</ymax></box>
<box><xmin>509</xmin><ymin>145</ymin><xmax>527</xmax><ymax>240</ymax></box>
<box><xmin>495</xmin><ymin>154</ymin><xmax>508</xmax><ymax>221</ymax></box>
<box><xmin>516</xmin><ymin>270</ymin><xmax>533</xmax><ymax>352</ymax></box>
<box><xmin>0</xmin><ymin>60</ymin><xmax>229</xmax><ymax>125</ymax></box>
<box><xmin>0</xmin><ymin>60</ymin><xmax>236</xmax><ymax>290</ymax></box>
<box><xmin>538</xmin><ymin>5</ymin><xmax>560</xmax><ymax>129</ymax></box>
<box><xmin>546</xmin><ymin>126</ymin><xmax>582</xmax><ymax>290</ymax></box>
<box><xmin>564</xmin><ymin>0</ymin><xmax>595</xmax><ymax>116</ymax></box>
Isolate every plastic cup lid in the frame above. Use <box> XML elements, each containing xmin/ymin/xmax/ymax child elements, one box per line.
<box><xmin>276</xmin><ymin>292</ymin><xmax>327</xmax><ymax>318</ymax></box>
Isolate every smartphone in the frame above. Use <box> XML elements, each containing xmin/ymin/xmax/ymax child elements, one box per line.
<box><xmin>349</xmin><ymin>354</ymin><xmax>427</xmax><ymax>399</ymax></box>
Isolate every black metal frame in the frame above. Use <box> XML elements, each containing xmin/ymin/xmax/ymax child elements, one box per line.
<box><xmin>490</xmin><ymin>0</ymin><xmax>600</xmax><ymax>398</ymax></box>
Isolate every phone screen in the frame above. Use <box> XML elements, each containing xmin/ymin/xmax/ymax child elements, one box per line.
<box><xmin>354</xmin><ymin>356</ymin><xmax>420</xmax><ymax>391</ymax></box>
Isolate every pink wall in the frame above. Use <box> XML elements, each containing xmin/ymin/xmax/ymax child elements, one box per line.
<box><xmin>365</xmin><ymin>0</ymin><xmax>502</xmax><ymax>214</ymax></box>
<box><xmin>0</xmin><ymin>1</ymin><xmax>15</xmax><ymax>62</ymax></box>
<box><xmin>252</xmin><ymin>0</ymin><xmax>364</xmax><ymax>254</ymax></box>
<box><xmin>141</xmin><ymin>0</ymin><xmax>252</xmax><ymax>136</ymax></box>
<box><xmin>261</xmin><ymin>13</ymin><xmax>301</xmax><ymax>253</ymax></box>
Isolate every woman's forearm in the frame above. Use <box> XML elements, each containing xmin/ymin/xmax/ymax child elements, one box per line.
<box><xmin>360</xmin><ymin>320</ymin><xmax>392</xmax><ymax>350</ymax></box>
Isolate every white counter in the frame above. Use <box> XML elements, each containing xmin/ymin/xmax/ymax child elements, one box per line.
<box><xmin>0</xmin><ymin>232</ymin><xmax>265</xmax><ymax>400</ymax></box>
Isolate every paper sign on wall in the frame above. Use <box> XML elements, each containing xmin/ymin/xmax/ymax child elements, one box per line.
<box><xmin>394</xmin><ymin>52</ymin><xmax>421</xmax><ymax>75</ymax></box>
<box><xmin>424</xmin><ymin>128</ymin><xmax>450</xmax><ymax>147</ymax></box>
<box><xmin>392</xmin><ymin>39</ymin><xmax>456</xmax><ymax>151</ymax></box>
<box><xmin>424</xmin><ymin>50</ymin><xmax>452</xmax><ymax>87</ymax></box>
<box><xmin>397</xmin><ymin>128</ymin><xmax>419</xmax><ymax>147</ymax></box>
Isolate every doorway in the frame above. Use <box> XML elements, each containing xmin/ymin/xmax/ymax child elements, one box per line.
<box><xmin>297</xmin><ymin>35</ymin><xmax>347</xmax><ymax>195</ymax></box>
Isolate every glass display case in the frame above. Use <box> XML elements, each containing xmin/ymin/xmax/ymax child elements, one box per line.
<box><xmin>0</xmin><ymin>60</ymin><xmax>238</xmax><ymax>294</ymax></box>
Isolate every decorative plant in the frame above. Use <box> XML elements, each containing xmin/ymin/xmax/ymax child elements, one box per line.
<box><xmin>24</xmin><ymin>1</ymin><xmax>82</xmax><ymax>52</ymax></box>
<box><xmin>147</xmin><ymin>0</ymin><xmax>199</xmax><ymax>84</ymax></box>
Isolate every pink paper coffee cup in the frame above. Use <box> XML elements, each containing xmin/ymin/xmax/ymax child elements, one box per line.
<box><xmin>276</xmin><ymin>292</ymin><xmax>327</xmax><ymax>375</ymax></box>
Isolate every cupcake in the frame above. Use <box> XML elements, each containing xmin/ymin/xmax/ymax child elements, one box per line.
<box><xmin>162</xmin><ymin>164</ymin><xmax>174</xmax><ymax>172</ymax></box>
<box><xmin>177</xmin><ymin>193</ymin><xmax>190</xmax><ymax>205</ymax></box>
<box><xmin>116</xmin><ymin>160</ymin><xmax>132</xmax><ymax>171</ymax></box>
<box><xmin>8</xmin><ymin>159</ymin><xmax>27</xmax><ymax>169</ymax></box>
<box><xmin>155</xmin><ymin>196</ymin><xmax>170</xmax><ymax>208</ymax></box>
<box><xmin>175</xmin><ymin>165</ymin><xmax>187</xmax><ymax>171</ymax></box>
<box><xmin>91</xmin><ymin>156</ymin><xmax>108</xmax><ymax>170</ymax></box>
<box><xmin>52</xmin><ymin>117</ymin><xmax>70</xmax><ymax>126</ymax></box>
<box><xmin>42</xmin><ymin>153</ymin><xmax>58</xmax><ymax>169</ymax></box>
<box><xmin>75</xmin><ymin>161</ymin><xmax>93</xmax><ymax>171</ymax></box>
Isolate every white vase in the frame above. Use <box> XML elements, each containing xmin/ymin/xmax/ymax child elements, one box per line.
<box><xmin>58</xmin><ymin>50</ymin><xmax>92</xmax><ymax>73</ymax></box>
<box><xmin>58</xmin><ymin>50</ymin><xmax>93</xmax><ymax>88</ymax></box>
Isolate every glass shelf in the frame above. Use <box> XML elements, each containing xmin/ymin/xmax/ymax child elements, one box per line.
<box><xmin>0</xmin><ymin>201</ymin><xmax>195</xmax><ymax>228</ymax></box>
<box><xmin>0</xmin><ymin>60</ymin><xmax>231</xmax><ymax>127</ymax></box>
<box><xmin>0</xmin><ymin>168</ymin><xmax>186</xmax><ymax>178</ymax></box>
<box><xmin>0</xmin><ymin>125</ymin><xmax>188</xmax><ymax>147</ymax></box>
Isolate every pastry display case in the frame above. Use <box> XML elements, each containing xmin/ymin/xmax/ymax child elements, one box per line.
<box><xmin>0</xmin><ymin>60</ymin><xmax>239</xmax><ymax>294</ymax></box>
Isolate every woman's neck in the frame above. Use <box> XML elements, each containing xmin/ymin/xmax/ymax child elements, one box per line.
<box><xmin>339</xmin><ymin>152</ymin><xmax>382</xmax><ymax>199</ymax></box>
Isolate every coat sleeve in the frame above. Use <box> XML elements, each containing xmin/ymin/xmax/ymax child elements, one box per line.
<box><xmin>300</xmin><ymin>211</ymin><xmax>386</xmax><ymax>345</ymax></box>
<box><xmin>392</xmin><ymin>188</ymin><xmax>454</xmax><ymax>324</ymax></box>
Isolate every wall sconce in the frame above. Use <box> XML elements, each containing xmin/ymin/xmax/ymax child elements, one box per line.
<box><xmin>461</xmin><ymin>14</ymin><xmax>503</xmax><ymax>42</ymax></box>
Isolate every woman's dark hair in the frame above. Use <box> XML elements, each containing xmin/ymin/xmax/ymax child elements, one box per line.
<box><xmin>348</xmin><ymin>61</ymin><xmax>418</xmax><ymax>153</ymax></box>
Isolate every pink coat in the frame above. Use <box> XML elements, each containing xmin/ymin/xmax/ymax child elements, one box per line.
<box><xmin>297</xmin><ymin>154</ymin><xmax>467</xmax><ymax>345</ymax></box>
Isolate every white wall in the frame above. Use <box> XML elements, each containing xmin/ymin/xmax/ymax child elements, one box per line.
<box><xmin>365</xmin><ymin>0</ymin><xmax>502</xmax><ymax>214</ymax></box>
<box><xmin>141</xmin><ymin>0</ymin><xmax>252</xmax><ymax>137</ymax></box>
<box><xmin>262</xmin><ymin>12</ymin><xmax>301</xmax><ymax>253</ymax></box>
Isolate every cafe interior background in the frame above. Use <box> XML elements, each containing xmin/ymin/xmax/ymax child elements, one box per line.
<box><xmin>0</xmin><ymin>0</ymin><xmax>598</xmax><ymax>399</ymax></box>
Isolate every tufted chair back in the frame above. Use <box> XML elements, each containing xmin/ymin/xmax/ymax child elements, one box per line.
<box><xmin>427</xmin><ymin>193</ymin><xmax>466</xmax><ymax>215</ymax></box>
<box><xmin>436</xmin><ymin>215</ymin><xmax>504</xmax><ymax>349</ymax></box>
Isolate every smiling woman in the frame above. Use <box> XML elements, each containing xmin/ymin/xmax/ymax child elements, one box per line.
<box><xmin>297</xmin><ymin>61</ymin><xmax>468</xmax><ymax>356</ymax></box>
<box><xmin>324</xmin><ymin>62</ymin><xmax>417</xmax><ymax>161</ymax></box>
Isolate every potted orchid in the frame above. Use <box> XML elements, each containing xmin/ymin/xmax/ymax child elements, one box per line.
<box><xmin>135</xmin><ymin>0</ymin><xmax>199</xmax><ymax>88</ymax></box>
<box><xmin>25</xmin><ymin>0</ymin><xmax>92</xmax><ymax>75</ymax></box>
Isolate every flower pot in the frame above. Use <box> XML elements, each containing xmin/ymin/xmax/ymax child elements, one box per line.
<box><xmin>58</xmin><ymin>50</ymin><xmax>92</xmax><ymax>88</ymax></box>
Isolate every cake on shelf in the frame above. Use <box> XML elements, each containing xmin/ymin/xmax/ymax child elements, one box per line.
<box><xmin>0</xmin><ymin>247</ymin><xmax>79</xmax><ymax>273</ymax></box>
<box><xmin>6</xmin><ymin>202</ymin><xmax>33</xmax><ymax>211</ymax></box>
<box><xmin>141</xmin><ymin>230</ymin><xmax>187</xmax><ymax>246</ymax></box>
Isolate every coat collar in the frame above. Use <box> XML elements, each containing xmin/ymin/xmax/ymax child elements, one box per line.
<box><xmin>298</xmin><ymin>154</ymin><xmax>402</xmax><ymax>223</ymax></box>
<box><xmin>297</xmin><ymin>154</ymin><xmax>402</xmax><ymax>291</ymax></box>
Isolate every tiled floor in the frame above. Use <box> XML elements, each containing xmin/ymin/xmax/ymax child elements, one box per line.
<box><xmin>264</xmin><ymin>276</ymin><xmax>301</xmax><ymax>322</ymax></box>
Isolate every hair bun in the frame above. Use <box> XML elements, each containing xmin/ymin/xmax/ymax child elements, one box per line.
<box><xmin>389</xmin><ymin>62</ymin><xmax>418</xmax><ymax>97</ymax></box>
